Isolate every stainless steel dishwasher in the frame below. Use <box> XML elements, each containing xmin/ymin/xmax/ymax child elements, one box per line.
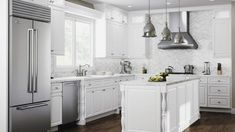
<box><xmin>62</xmin><ymin>81</ymin><xmax>79</xmax><ymax>124</ymax></box>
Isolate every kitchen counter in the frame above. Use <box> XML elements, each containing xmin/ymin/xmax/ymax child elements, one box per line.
<box><xmin>51</xmin><ymin>74</ymin><xmax>135</xmax><ymax>83</ymax></box>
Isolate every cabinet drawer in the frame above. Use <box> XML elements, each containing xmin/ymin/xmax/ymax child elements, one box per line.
<box><xmin>208</xmin><ymin>85</ymin><xmax>229</xmax><ymax>96</ymax></box>
<box><xmin>208</xmin><ymin>96</ymin><xmax>230</xmax><ymax>108</ymax></box>
<box><xmin>51</xmin><ymin>83</ymin><xmax>62</xmax><ymax>93</ymax></box>
<box><xmin>208</xmin><ymin>77</ymin><xmax>230</xmax><ymax>84</ymax></box>
<box><xmin>85</xmin><ymin>79</ymin><xmax>117</xmax><ymax>88</ymax></box>
<box><xmin>199</xmin><ymin>77</ymin><xmax>207</xmax><ymax>84</ymax></box>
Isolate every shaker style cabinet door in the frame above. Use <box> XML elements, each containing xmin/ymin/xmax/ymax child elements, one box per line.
<box><xmin>51</xmin><ymin>7</ymin><xmax>65</xmax><ymax>55</ymax></box>
<box><xmin>51</xmin><ymin>93</ymin><xmax>62</xmax><ymax>127</ymax></box>
<box><xmin>199</xmin><ymin>84</ymin><xmax>208</xmax><ymax>107</ymax></box>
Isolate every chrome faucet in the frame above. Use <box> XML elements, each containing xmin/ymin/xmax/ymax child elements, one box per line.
<box><xmin>75</xmin><ymin>64</ymin><xmax>90</xmax><ymax>76</ymax></box>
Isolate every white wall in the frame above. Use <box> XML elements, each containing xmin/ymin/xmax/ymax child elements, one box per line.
<box><xmin>0</xmin><ymin>0</ymin><xmax>8</xmax><ymax>131</ymax></box>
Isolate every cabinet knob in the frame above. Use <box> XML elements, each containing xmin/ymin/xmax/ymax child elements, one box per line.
<box><xmin>92</xmin><ymin>91</ymin><xmax>94</xmax><ymax>93</ymax></box>
<box><xmin>218</xmin><ymin>80</ymin><xmax>221</xmax><ymax>82</ymax></box>
<box><xmin>217</xmin><ymin>89</ymin><xmax>221</xmax><ymax>92</ymax></box>
<box><xmin>217</xmin><ymin>101</ymin><xmax>221</xmax><ymax>104</ymax></box>
<box><xmin>111</xmin><ymin>17</ymin><xmax>114</xmax><ymax>20</ymax></box>
<box><xmin>102</xmin><ymin>89</ymin><xmax>106</xmax><ymax>91</ymax></box>
<box><xmin>55</xmin><ymin>87</ymin><xmax>58</xmax><ymax>90</ymax></box>
<box><xmin>89</xmin><ymin>84</ymin><xmax>92</xmax><ymax>86</ymax></box>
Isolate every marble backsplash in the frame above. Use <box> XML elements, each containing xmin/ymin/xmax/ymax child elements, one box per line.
<box><xmin>53</xmin><ymin>10</ymin><xmax>231</xmax><ymax>77</ymax></box>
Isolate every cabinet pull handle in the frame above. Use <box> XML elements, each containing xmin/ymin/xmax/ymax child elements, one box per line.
<box><xmin>89</xmin><ymin>84</ymin><xmax>92</xmax><ymax>86</ymax></box>
<box><xmin>218</xmin><ymin>80</ymin><xmax>221</xmax><ymax>82</ymax></box>
<box><xmin>92</xmin><ymin>91</ymin><xmax>94</xmax><ymax>93</ymax></box>
<box><xmin>217</xmin><ymin>89</ymin><xmax>221</xmax><ymax>92</ymax></box>
<box><xmin>102</xmin><ymin>89</ymin><xmax>106</xmax><ymax>91</ymax></box>
<box><xmin>217</xmin><ymin>101</ymin><xmax>221</xmax><ymax>104</ymax></box>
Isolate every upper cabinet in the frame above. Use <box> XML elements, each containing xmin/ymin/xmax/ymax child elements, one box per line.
<box><xmin>94</xmin><ymin>4</ymin><xmax>128</xmax><ymax>58</ymax></box>
<box><xmin>51</xmin><ymin>7</ymin><xmax>65</xmax><ymax>55</ymax></box>
<box><xmin>21</xmin><ymin>0</ymin><xmax>48</xmax><ymax>6</ymax></box>
<box><xmin>213</xmin><ymin>10</ymin><xmax>231</xmax><ymax>58</ymax></box>
<box><xmin>48</xmin><ymin>0</ymin><xmax>64</xmax><ymax>7</ymax></box>
<box><xmin>127</xmin><ymin>15</ymin><xmax>149</xmax><ymax>59</ymax></box>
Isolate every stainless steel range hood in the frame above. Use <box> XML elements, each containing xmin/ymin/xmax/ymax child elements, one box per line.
<box><xmin>158</xmin><ymin>11</ymin><xmax>198</xmax><ymax>49</ymax></box>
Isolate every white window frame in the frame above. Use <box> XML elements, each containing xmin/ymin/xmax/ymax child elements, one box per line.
<box><xmin>54</xmin><ymin>13</ymin><xmax>95</xmax><ymax>72</ymax></box>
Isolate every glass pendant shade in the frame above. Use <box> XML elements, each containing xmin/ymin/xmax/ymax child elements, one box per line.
<box><xmin>161</xmin><ymin>22</ymin><xmax>172</xmax><ymax>41</ymax></box>
<box><xmin>143</xmin><ymin>16</ymin><xmax>156</xmax><ymax>38</ymax></box>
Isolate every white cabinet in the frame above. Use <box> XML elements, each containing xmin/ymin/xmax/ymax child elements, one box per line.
<box><xmin>213</xmin><ymin>10</ymin><xmax>231</xmax><ymax>58</ymax></box>
<box><xmin>51</xmin><ymin>7</ymin><xmax>65</xmax><ymax>55</ymax></box>
<box><xmin>48</xmin><ymin>0</ymin><xmax>64</xmax><ymax>7</ymax></box>
<box><xmin>106</xmin><ymin>20</ymin><xmax>127</xmax><ymax>58</ymax></box>
<box><xmin>198</xmin><ymin>76</ymin><xmax>231</xmax><ymax>109</ymax></box>
<box><xmin>94</xmin><ymin>4</ymin><xmax>128</xmax><ymax>58</ymax></box>
<box><xmin>199</xmin><ymin>84</ymin><xmax>208</xmax><ymax>107</ymax></box>
<box><xmin>127</xmin><ymin>15</ymin><xmax>149</xmax><ymax>58</ymax></box>
<box><xmin>84</xmin><ymin>78</ymin><xmax>119</xmax><ymax>118</ymax></box>
<box><xmin>51</xmin><ymin>83</ymin><xmax>63</xmax><ymax>127</ymax></box>
<box><xmin>22</xmin><ymin>0</ymin><xmax>48</xmax><ymax>6</ymax></box>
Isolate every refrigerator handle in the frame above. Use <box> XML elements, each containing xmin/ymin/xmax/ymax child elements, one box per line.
<box><xmin>33</xmin><ymin>29</ymin><xmax>38</xmax><ymax>93</ymax></box>
<box><xmin>16</xmin><ymin>103</ymin><xmax>48</xmax><ymax>110</ymax></box>
<box><xmin>27</xmin><ymin>29</ymin><xmax>34</xmax><ymax>93</ymax></box>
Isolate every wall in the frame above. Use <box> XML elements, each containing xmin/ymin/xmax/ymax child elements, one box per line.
<box><xmin>0</xmin><ymin>0</ymin><xmax>8</xmax><ymax>131</ymax></box>
<box><xmin>95</xmin><ymin>10</ymin><xmax>231</xmax><ymax>75</ymax></box>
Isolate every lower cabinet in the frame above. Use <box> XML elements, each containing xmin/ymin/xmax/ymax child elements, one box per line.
<box><xmin>51</xmin><ymin>83</ymin><xmax>63</xmax><ymax>127</ymax></box>
<box><xmin>85</xmin><ymin>86</ymin><xmax>119</xmax><ymax>118</ymax></box>
<box><xmin>199</xmin><ymin>84</ymin><xmax>208</xmax><ymax>107</ymax></box>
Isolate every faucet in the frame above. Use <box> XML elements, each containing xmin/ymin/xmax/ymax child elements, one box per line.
<box><xmin>75</xmin><ymin>64</ymin><xmax>90</xmax><ymax>76</ymax></box>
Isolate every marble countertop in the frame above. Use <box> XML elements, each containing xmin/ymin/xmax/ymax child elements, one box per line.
<box><xmin>51</xmin><ymin>74</ymin><xmax>135</xmax><ymax>83</ymax></box>
<box><xmin>120</xmin><ymin>77</ymin><xmax>200</xmax><ymax>86</ymax></box>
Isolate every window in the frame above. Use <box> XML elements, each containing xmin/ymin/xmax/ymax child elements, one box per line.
<box><xmin>56</xmin><ymin>15</ymin><xmax>94</xmax><ymax>69</ymax></box>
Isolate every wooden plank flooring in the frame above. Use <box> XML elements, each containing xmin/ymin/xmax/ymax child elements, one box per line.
<box><xmin>59</xmin><ymin>112</ymin><xmax>235</xmax><ymax>132</ymax></box>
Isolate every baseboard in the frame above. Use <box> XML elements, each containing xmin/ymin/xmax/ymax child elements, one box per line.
<box><xmin>200</xmin><ymin>107</ymin><xmax>231</xmax><ymax>113</ymax></box>
<box><xmin>231</xmin><ymin>108</ymin><xmax>235</xmax><ymax>114</ymax></box>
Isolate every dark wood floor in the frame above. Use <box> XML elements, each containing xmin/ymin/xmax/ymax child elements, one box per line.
<box><xmin>59</xmin><ymin>112</ymin><xmax>235</xmax><ymax>132</ymax></box>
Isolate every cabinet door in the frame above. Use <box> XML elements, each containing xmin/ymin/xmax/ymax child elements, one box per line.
<box><xmin>106</xmin><ymin>20</ymin><xmax>116</xmax><ymax>57</ymax></box>
<box><xmin>177</xmin><ymin>85</ymin><xmax>186</xmax><ymax>127</ymax></box>
<box><xmin>85</xmin><ymin>90</ymin><xmax>94</xmax><ymax>118</ymax></box>
<box><xmin>51</xmin><ymin>93</ymin><xmax>62</xmax><ymax>127</ymax></box>
<box><xmin>93</xmin><ymin>89</ymin><xmax>104</xmax><ymax>115</ymax></box>
<box><xmin>213</xmin><ymin>10</ymin><xmax>231</xmax><ymax>58</ymax></box>
<box><xmin>48</xmin><ymin>0</ymin><xmax>64</xmax><ymax>7</ymax></box>
<box><xmin>119</xmin><ymin>24</ymin><xmax>128</xmax><ymax>58</ymax></box>
<box><xmin>103</xmin><ymin>88</ymin><xmax>113</xmax><ymax>112</ymax></box>
<box><xmin>51</xmin><ymin>7</ymin><xmax>65</xmax><ymax>55</ymax></box>
<box><xmin>112</xmin><ymin>87</ymin><xmax>119</xmax><ymax>109</ymax></box>
<box><xmin>128</xmin><ymin>23</ymin><xmax>146</xmax><ymax>58</ymax></box>
<box><xmin>166</xmin><ymin>87</ymin><xmax>178</xmax><ymax>132</ymax></box>
<box><xmin>199</xmin><ymin>84</ymin><xmax>207</xmax><ymax>107</ymax></box>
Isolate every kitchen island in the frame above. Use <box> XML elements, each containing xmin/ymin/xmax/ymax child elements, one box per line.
<box><xmin>120</xmin><ymin>77</ymin><xmax>200</xmax><ymax>132</ymax></box>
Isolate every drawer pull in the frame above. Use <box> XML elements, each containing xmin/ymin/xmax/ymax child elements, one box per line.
<box><xmin>217</xmin><ymin>101</ymin><xmax>221</xmax><ymax>104</ymax></box>
<box><xmin>92</xmin><ymin>91</ymin><xmax>94</xmax><ymax>93</ymax></box>
<box><xmin>89</xmin><ymin>84</ymin><xmax>92</xmax><ymax>86</ymax></box>
<box><xmin>218</xmin><ymin>80</ymin><xmax>221</xmax><ymax>82</ymax></box>
<box><xmin>55</xmin><ymin>87</ymin><xmax>58</xmax><ymax>90</ymax></box>
<box><xmin>102</xmin><ymin>89</ymin><xmax>106</xmax><ymax>91</ymax></box>
<box><xmin>217</xmin><ymin>90</ymin><xmax>221</xmax><ymax>92</ymax></box>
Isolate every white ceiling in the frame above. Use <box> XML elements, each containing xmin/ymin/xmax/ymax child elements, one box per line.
<box><xmin>86</xmin><ymin>0</ymin><xmax>231</xmax><ymax>11</ymax></box>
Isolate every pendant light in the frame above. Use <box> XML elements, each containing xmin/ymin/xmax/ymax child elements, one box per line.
<box><xmin>143</xmin><ymin>0</ymin><xmax>156</xmax><ymax>38</ymax></box>
<box><xmin>174</xmin><ymin>0</ymin><xmax>184</xmax><ymax>44</ymax></box>
<box><xmin>161</xmin><ymin>0</ymin><xmax>172</xmax><ymax>41</ymax></box>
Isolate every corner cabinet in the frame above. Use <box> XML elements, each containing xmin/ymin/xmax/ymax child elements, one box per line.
<box><xmin>50</xmin><ymin>7</ymin><xmax>65</xmax><ymax>55</ymax></box>
<box><xmin>213</xmin><ymin>10</ymin><xmax>231</xmax><ymax>58</ymax></box>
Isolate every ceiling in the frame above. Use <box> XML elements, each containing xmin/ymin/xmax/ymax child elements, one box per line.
<box><xmin>86</xmin><ymin>0</ymin><xmax>231</xmax><ymax>11</ymax></box>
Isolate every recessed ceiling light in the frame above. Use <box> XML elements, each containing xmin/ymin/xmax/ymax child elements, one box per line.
<box><xmin>127</xmin><ymin>5</ymin><xmax>132</xmax><ymax>8</ymax></box>
<box><xmin>209</xmin><ymin>0</ymin><xmax>215</xmax><ymax>1</ymax></box>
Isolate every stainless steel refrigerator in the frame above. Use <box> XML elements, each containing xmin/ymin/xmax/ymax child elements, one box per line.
<box><xmin>9</xmin><ymin>0</ymin><xmax>51</xmax><ymax>132</ymax></box>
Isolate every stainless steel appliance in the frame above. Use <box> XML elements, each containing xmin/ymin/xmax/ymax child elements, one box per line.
<box><xmin>203</xmin><ymin>62</ymin><xmax>211</xmax><ymax>75</ymax></box>
<box><xmin>62</xmin><ymin>82</ymin><xmax>79</xmax><ymax>124</ymax></box>
<box><xmin>184</xmin><ymin>65</ymin><xmax>194</xmax><ymax>74</ymax></box>
<box><xmin>9</xmin><ymin>0</ymin><xmax>51</xmax><ymax>132</ymax></box>
<box><xmin>165</xmin><ymin>66</ymin><xmax>174</xmax><ymax>74</ymax></box>
<box><xmin>120</xmin><ymin>60</ymin><xmax>132</xmax><ymax>74</ymax></box>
